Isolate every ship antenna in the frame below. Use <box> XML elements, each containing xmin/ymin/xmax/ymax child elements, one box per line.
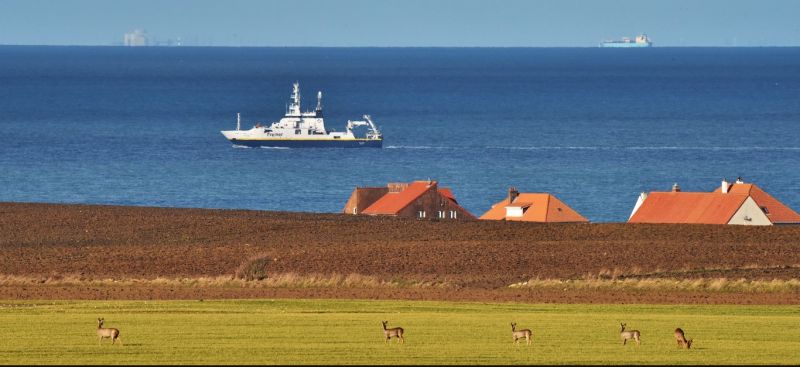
<box><xmin>316</xmin><ymin>91</ymin><xmax>322</xmax><ymax>111</ymax></box>
<box><xmin>236</xmin><ymin>112</ymin><xmax>241</xmax><ymax>131</ymax></box>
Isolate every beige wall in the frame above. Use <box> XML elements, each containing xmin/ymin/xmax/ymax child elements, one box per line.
<box><xmin>342</xmin><ymin>187</ymin><xmax>388</xmax><ymax>215</ymax></box>
<box><xmin>728</xmin><ymin>197</ymin><xmax>772</xmax><ymax>225</ymax></box>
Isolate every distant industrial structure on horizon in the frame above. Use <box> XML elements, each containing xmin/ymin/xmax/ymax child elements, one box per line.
<box><xmin>123</xmin><ymin>29</ymin><xmax>148</xmax><ymax>46</ymax></box>
<box><xmin>123</xmin><ymin>29</ymin><xmax>183</xmax><ymax>47</ymax></box>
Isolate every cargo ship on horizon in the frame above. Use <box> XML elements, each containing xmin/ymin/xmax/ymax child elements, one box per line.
<box><xmin>599</xmin><ymin>34</ymin><xmax>653</xmax><ymax>48</ymax></box>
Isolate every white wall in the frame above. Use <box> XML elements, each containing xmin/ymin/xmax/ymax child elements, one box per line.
<box><xmin>505</xmin><ymin>206</ymin><xmax>524</xmax><ymax>218</ymax></box>
<box><xmin>728</xmin><ymin>197</ymin><xmax>772</xmax><ymax>226</ymax></box>
<box><xmin>629</xmin><ymin>192</ymin><xmax>648</xmax><ymax>220</ymax></box>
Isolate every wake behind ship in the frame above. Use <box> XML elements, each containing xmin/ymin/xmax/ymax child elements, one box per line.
<box><xmin>221</xmin><ymin>83</ymin><xmax>383</xmax><ymax>148</ymax></box>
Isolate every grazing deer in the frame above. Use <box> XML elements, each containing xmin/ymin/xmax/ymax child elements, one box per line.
<box><xmin>511</xmin><ymin>322</ymin><xmax>532</xmax><ymax>346</ymax></box>
<box><xmin>96</xmin><ymin>318</ymin><xmax>122</xmax><ymax>346</ymax></box>
<box><xmin>674</xmin><ymin>328</ymin><xmax>693</xmax><ymax>349</ymax></box>
<box><xmin>381</xmin><ymin>321</ymin><xmax>404</xmax><ymax>344</ymax></box>
<box><xmin>619</xmin><ymin>323</ymin><xmax>640</xmax><ymax>346</ymax></box>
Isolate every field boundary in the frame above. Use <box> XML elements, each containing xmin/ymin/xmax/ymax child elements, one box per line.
<box><xmin>0</xmin><ymin>273</ymin><xmax>453</xmax><ymax>289</ymax></box>
<box><xmin>2</xmin><ymin>273</ymin><xmax>799</xmax><ymax>293</ymax></box>
<box><xmin>509</xmin><ymin>277</ymin><xmax>800</xmax><ymax>293</ymax></box>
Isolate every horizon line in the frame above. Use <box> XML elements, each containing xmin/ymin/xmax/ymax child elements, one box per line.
<box><xmin>2</xmin><ymin>44</ymin><xmax>800</xmax><ymax>49</ymax></box>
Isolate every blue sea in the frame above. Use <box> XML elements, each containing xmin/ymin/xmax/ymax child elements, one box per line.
<box><xmin>1</xmin><ymin>46</ymin><xmax>798</xmax><ymax>222</ymax></box>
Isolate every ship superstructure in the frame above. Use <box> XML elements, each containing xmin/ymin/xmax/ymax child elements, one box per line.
<box><xmin>599</xmin><ymin>34</ymin><xmax>653</xmax><ymax>48</ymax></box>
<box><xmin>221</xmin><ymin>82</ymin><xmax>382</xmax><ymax>148</ymax></box>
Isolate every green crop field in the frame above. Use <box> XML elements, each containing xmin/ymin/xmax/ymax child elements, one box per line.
<box><xmin>0</xmin><ymin>299</ymin><xmax>798</xmax><ymax>365</ymax></box>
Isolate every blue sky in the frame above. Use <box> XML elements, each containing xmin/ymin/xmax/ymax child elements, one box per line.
<box><xmin>1</xmin><ymin>0</ymin><xmax>798</xmax><ymax>46</ymax></box>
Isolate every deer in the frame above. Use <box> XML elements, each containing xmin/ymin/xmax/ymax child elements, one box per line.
<box><xmin>619</xmin><ymin>323</ymin><xmax>640</xmax><ymax>346</ymax></box>
<box><xmin>511</xmin><ymin>322</ymin><xmax>532</xmax><ymax>346</ymax></box>
<box><xmin>96</xmin><ymin>318</ymin><xmax>122</xmax><ymax>346</ymax></box>
<box><xmin>674</xmin><ymin>328</ymin><xmax>693</xmax><ymax>349</ymax></box>
<box><xmin>381</xmin><ymin>321</ymin><xmax>404</xmax><ymax>344</ymax></box>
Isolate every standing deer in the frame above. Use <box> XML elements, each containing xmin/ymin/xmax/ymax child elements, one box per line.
<box><xmin>619</xmin><ymin>323</ymin><xmax>640</xmax><ymax>346</ymax></box>
<box><xmin>96</xmin><ymin>318</ymin><xmax>122</xmax><ymax>346</ymax></box>
<box><xmin>674</xmin><ymin>328</ymin><xmax>693</xmax><ymax>349</ymax></box>
<box><xmin>511</xmin><ymin>322</ymin><xmax>532</xmax><ymax>346</ymax></box>
<box><xmin>381</xmin><ymin>321</ymin><xmax>404</xmax><ymax>344</ymax></box>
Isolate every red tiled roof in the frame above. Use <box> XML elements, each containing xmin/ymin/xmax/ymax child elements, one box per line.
<box><xmin>439</xmin><ymin>188</ymin><xmax>455</xmax><ymax>202</ymax></box>
<box><xmin>713</xmin><ymin>183</ymin><xmax>800</xmax><ymax>224</ymax></box>
<box><xmin>362</xmin><ymin>181</ymin><xmax>435</xmax><ymax>215</ymax></box>
<box><xmin>629</xmin><ymin>192</ymin><xmax>748</xmax><ymax>224</ymax></box>
<box><xmin>479</xmin><ymin>193</ymin><xmax>588</xmax><ymax>223</ymax></box>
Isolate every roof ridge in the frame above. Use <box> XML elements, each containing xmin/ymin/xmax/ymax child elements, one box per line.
<box><xmin>543</xmin><ymin>194</ymin><xmax>551</xmax><ymax>222</ymax></box>
<box><xmin>391</xmin><ymin>181</ymin><xmax>435</xmax><ymax>214</ymax></box>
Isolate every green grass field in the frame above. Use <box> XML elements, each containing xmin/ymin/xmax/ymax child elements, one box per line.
<box><xmin>0</xmin><ymin>299</ymin><xmax>798</xmax><ymax>365</ymax></box>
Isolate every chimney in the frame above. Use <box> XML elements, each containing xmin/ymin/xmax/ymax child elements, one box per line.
<box><xmin>671</xmin><ymin>183</ymin><xmax>681</xmax><ymax>192</ymax></box>
<box><xmin>508</xmin><ymin>187</ymin><xmax>519</xmax><ymax>203</ymax></box>
<box><xmin>735</xmin><ymin>176</ymin><xmax>744</xmax><ymax>184</ymax></box>
<box><xmin>721</xmin><ymin>178</ymin><xmax>729</xmax><ymax>194</ymax></box>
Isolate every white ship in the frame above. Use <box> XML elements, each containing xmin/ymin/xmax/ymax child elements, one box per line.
<box><xmin>221</xmin><ymin>82</ymin><xmax>383</xmax><ymax>148</ymax></box>
<box><xmin>599</xmin><ymin>34</ymin><xmax>653</xmax><ymax>48</ymax></box>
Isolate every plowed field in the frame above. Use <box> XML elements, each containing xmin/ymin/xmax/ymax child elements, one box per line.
<box><xmin>2</xmin><ymin>202</ymin><xmax>799</xmax><ymax>304</ymax></box>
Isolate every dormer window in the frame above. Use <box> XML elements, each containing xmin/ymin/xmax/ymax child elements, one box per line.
<box><xmin>761</xmin><ymin>206</ymin><xmax>770</xmax><ymax>215</ymax></box>
<box><xmin>505</xmin><ymin>202</ymin><xmax>532</xmax><ymax>218</ymax></box>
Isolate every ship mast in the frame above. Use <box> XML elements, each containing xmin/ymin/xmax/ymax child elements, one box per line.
<box><xmin>288</xmin><ymin>81</ymin><xmax>301</xmax><ymax>116</ymax></box>
<box><xmin>315</xmin><ymin>91</ymin><xmax>323</xmax><ymax>117</ymax></box>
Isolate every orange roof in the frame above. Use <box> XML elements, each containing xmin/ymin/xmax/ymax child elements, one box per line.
<box><xmin>362</xmin><ymin>181</ymin><xmax>435</xmax><ymax>215</ymax></box>
<box><xmin>713</xmin><ymin>183</ymin><xmax>800</xmax><ymax>224</ymax></box>
<box><xmin>479</xmin><ymin>193</ymin><xmax>588</xmax><ymax>223</ymax></box>
<box><xmin>629</xmin><ymin>192</ymin><xmax>749</xmax><ymax>224</ymax></box>
<box><xmin>439</xmin><ymin>188</ymin><xmax>455</xmax><ymax>202</ymax></box>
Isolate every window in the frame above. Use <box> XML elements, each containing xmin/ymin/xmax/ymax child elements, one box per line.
<box><xmin>295</xmin><ymin>129</ymin><xmax>301</xmax><ymax>134</ymax></box>
<box><xmin>353</xmin><ymin>207</ymin><xmax>357</xmax><ymax>214</ymax></box>
<box><xmin>418</xmin><ymin>211</ymin><xmax>426</xmax><ymax>219</ymax></box>
<box><xmin>761</xmin><ymin>206</ymin><xmax>770</xmax><ymax>215</ymax></box>
<box><xmin>438</xmin><ymin>211</ymin><xmax>445</xmax><ymax>219</ymax></box>
<box><xmin>450</xmin><ymin>211</ymin><xmax>457</xmax><ymax>219</ymax></box>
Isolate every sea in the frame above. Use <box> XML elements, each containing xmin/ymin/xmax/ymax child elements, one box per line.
<box><xmin>1</xmin><ymin>46</ymin><xmax>798</xmax><ymax>222</ymax></box>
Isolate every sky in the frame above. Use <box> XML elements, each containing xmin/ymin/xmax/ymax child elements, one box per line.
<box><xmin>0</xmin><ymin>0</ymin><xmax>798</xmax><ymax>47</ymax></box>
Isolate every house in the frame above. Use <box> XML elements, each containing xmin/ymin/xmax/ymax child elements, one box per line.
<box><xmin>479</xmin><ymin>187</ymin><xmax>589</xmax><ymax>223</ymax></box>
<box><xmin>711</xmin><ymin>177</ymin><xmax>800</xmax><ymax>225</ymax></box>
<box><xmin>628</xmin><ymin>178</ymin><xmax>800</xmax><ymax>225</ymax></box>
<box><xmin>342</xmin><ymin>180</ymin><xmax>476</xmax><ymax>220</ymax></box>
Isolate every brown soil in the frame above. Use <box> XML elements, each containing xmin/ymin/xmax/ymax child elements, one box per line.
<box><xmin>1</xmin><ymin>202</ymin><xmax>799</xmax><ymax>304</ymax></box>
<box><xmin>2</xmin><ymin>285</ymin><xmax>797</xmax><ymax>305</ymax></box>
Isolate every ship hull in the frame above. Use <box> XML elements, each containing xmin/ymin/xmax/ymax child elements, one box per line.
<box><xmin>599</xmin><ymin>42</ymin><xmax>652</xmax><ymax>48</ymax></box>
<box><xmin>227</xmin><ymin>138</ymin><xmax>383</xmax><ymax>148</ymax></box>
